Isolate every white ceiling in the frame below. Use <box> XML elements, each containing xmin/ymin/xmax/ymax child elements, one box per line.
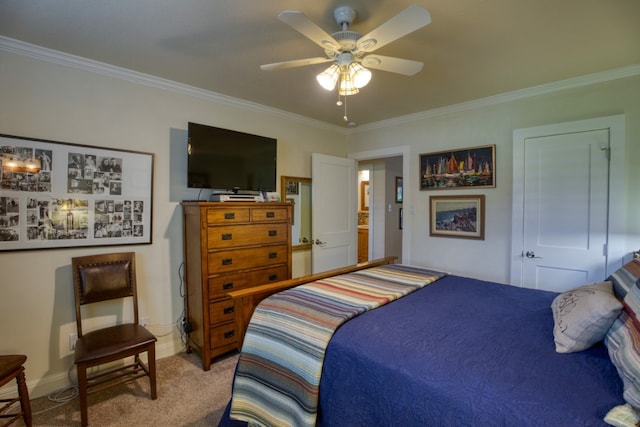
<box><xmin>1</xmin><ymin>1</ymin><xmax>639</xmax><ymax>128</ymax></box>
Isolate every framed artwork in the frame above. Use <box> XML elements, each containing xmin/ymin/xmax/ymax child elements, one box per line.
<box><xmin>420</xmin><ymin>144</ymin><xmax>495</xmax><ymax>190</ymax></box>
<box><xmin>395</xmin><ymin>176</ymin><xmax>403</xmax><ymax>203</ymax></box>
<box><xmin>285</xmin><ymin>180</ymin><xmax>299</xmax><ymax>195</ymax></box>
<box><xmin>360</xmin><ymin>181</ymin><xmax>369</xmax><ymax>211</ymax></box>
<box><xmin>0</xmin><ymin>133</ymin><xmax>154</xmax><ymax>251</ymax></box>
<box><xmin>399</xmin><ymin>207</ymin><xmax>403</xmax><ymax>230</ymax></box>
<box><xmin>429</xmin><ymin>195</ymin><xmax>485</xmax><ymax>240</ymax></box>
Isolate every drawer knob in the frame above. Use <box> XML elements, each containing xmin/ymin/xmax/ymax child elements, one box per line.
<box><xmin>224</xmin><ymin>212</ymin><xmax>235</xmax><ymax>220</ymax></box>
<box><xmin>266</xmin><ymin>211</ymin><xmax>275</xmax><ymax>218</ymax></box>
<box><xmin>222</xmin><ymin>258</ymin><xmax>233</xmax><ymax>266</ymax></box>
<box><xmin>222</xmin><ymin>282</ymin><xmax>234</xmax><ymax>290</ymax></box>
<box><xmin>223</xmin><ymin>306</ymin><xmax>234</xmax><ymax>315</ymax></box>
<box><xmin>224</xmin><ymin>330</ymin><xmax>235</xmax><ymax>339</ymax></box>
<box><xmin>268</xmin><ymin>230</ymin><xmax>277</xmax><ymax>237</ymax></box>
<box><xmin>269</xmin><ymin>274</ymin><xmax>278</xmax><ymax>281</ymax></box>
<box><xmin>221</xmin><ymin>233</ymin><xmax>232</xmax><ymax>240</ymax></box>
<box><xmin>268</xmin><ymin>252</ymin><xmax>277</xmax><ymax>259</ymax></box>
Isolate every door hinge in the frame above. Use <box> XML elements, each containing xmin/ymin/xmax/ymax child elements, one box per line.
<box><xmin>603</xmin><ymin>243</ymin><xmax>608</xmax><ymax>256</ymax></box>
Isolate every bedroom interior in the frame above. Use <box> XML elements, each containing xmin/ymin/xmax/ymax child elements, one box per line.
<box><xmin>0</xmin><ymin>1</ymin><xmax>639</xmax><ymax>426</ymax></box>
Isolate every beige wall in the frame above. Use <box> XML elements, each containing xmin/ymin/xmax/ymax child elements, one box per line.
<box><xmin>1</xmin><ymin>47</ymin><xmax>638</xmax><ymax>399</ymax></box>
<box><xmin>0</xmin><ymin>50</ymin><xmax>347</xmax><ymax>397</ymax></box>
<box><xmin>349</xmin><ymin>74</ymin><xmax>640</xmax><ymax>283</ymax></box>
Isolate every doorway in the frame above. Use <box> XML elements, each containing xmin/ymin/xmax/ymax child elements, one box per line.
<box><xmin>510</xmin><ymin>115</ymin><xmax>626</xmax><ymax>290</ymax></box>
<box><xmin>350</xmin><ymin>145</ymin><xmax>410</xmax><ymax>264</ymax></box>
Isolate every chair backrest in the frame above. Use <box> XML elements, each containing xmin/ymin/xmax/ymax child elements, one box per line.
<box><xmin>72</xmin><ymin>252</ymin><xmax>139</xmax><ymax>337</ymax></box>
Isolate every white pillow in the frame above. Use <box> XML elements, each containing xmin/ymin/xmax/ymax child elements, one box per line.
<box><xmin>551</xmin><ymin>280</ymin><xmax>623</xmax><ymax>353</ymax></box>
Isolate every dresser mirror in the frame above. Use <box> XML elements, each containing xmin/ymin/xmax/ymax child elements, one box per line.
<box><xmin>281</xmin><ymin>176</ymin><xmax>312</xmax><ymax>251</ymax></box>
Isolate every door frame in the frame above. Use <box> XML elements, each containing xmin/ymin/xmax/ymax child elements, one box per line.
<box><xmin>510</xmin><ymin>115</ymin><xmax>626</xmax><ymax>285</ymax></box>
<box><xmin>349</xmin><ymin>145</ymin><xmax>410</xmax><ymax>264</ymax></box>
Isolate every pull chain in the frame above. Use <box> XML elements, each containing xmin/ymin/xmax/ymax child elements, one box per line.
<box><xmin>343</xmin><ymin>94</ymin><xmax>348</xmax><ymax>122</ymax></box>
<box><xmin>336</xmin><ymin>93</ymin><xmax>350</xmax><ymax>123</ymax></box>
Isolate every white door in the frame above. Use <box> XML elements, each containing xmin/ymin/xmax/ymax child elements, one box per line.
<box><xmin>311</xmin><ymin>153</ymin><xmax>357</xmax><ymax>273</ymax></box>
<box><xmin>511</xmin><ymin>115</ymin><xmax>626</xmax><ymax>292</ymax></box>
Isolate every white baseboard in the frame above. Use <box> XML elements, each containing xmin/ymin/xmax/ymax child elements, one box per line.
<box><xmin>0</xmin><ymin>338</ymin><xmax>186</xmax><ymax>400</ymax></box>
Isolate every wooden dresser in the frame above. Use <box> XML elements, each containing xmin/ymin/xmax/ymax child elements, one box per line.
<box><xmin>181</xmin><ymin>201</ymin><xmax>292</xmax><ymax>370</ymax></box>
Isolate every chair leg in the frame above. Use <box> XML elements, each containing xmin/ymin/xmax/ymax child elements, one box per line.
<box><xmin>148</xmin><ymin>345</ymin><xmax>157</xmax><ymax>400</ymax></box>
<box><xmin>76</xmin><ymin>364</ymin><xmax>89</xmax><ymax>427</ymax></box>
<box><xmin>15</xmin><ymin>368</ymin><xmax>32</xmax><ymax>427</ymax></box>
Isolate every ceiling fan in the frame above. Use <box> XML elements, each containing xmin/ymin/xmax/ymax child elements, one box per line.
<box><xmin>261</xmin><ymin>4</ymin><xmax>432</xmax><ymax>96</ymax></box>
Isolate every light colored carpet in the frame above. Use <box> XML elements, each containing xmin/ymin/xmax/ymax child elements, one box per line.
<box><xmin>22</xmin><ymin>351</ymin><xmax>238</xmax><ymax>427</ymax></box>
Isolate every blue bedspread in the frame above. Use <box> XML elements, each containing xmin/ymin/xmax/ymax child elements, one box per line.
<box><xmin>220</xmin><ymin>274</ymin><xmax>624</xmax><ymax>426</ymax></box>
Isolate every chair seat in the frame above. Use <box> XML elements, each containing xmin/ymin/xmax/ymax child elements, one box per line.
<box><xmin>0</xmin><ymin>355</ymin><xmax>27</xmax><ymax>382</ymax></box>
<box><xmin>75</xmin><ymin>324</ymin><xmax>156</xmax><ymax>364</ymax></box>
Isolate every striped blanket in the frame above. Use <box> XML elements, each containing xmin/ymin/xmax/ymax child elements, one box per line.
<box><xmin>229</xmin><ymin>264</ymin><xmax>445</xmax><ymax>427</ymax></box>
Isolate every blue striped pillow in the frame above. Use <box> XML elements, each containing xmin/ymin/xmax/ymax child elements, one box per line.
<box><xmin>606</xmin><ymin>312</ymin><xmax>640</xmax><ymax>409</ymax></box>
<box><xmin>608</xmin><ymin>259</ymin><xmax>640</xmax><ymax>299</ymax></box>
<box><xmin>606</xmin><ymin>269</ymin><xmax>640</xmax><ymax>410</ymax></box>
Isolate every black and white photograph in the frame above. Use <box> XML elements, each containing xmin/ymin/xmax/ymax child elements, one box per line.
<box><xmin>0</xmin><ymin>133</ymin><xmax>153</xmax><ymax>251</ymax></box>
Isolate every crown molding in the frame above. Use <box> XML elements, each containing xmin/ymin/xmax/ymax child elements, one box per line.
<box><xmin>2</xmin><ymin>36</ymin><xmax>638</xmax><ymax>136</ymax></box>
<box><xmin>0</xmin><ymin>36</ymin><xmax>344</xmax><ymax>133</ymax></box>
<box><xmin>351</xmin><ymin>63</ymin><xmax>640</xmax><ymax>133</ymax></box>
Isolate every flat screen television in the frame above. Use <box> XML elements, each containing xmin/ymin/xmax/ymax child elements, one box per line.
<box><xmin>187</xmin><ymin>122</ymin><xmax>277</xmax><ymax>191</ymax></box>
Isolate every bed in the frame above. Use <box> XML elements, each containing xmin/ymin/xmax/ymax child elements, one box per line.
<box><xmin>218</xmin><ymin>258</ymin><xmax>640</xmax><ymax>427</ymax></box>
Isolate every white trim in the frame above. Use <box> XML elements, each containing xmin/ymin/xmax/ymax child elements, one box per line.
<box><xmin>351</xmin><ymin>65</ymin><xmax>640</xmax><ymax>133</ymax></box>
<box><xmin>2</xmin><ymin>36</ymin><xmax>638</xmax><ymax>134</ymax></box>
<box><xmin>348</xmin><ymin>146</ymin><xmax>411</xmax><ymax>264</ymax></box>
<box><xmin>510</xmin><ymin>114</ymin><xmax>626</xmax><ymax>286</ymax></box>
<box><xmin>0</xmin><ymin>339</ymin><xmax>182</xmax><ymax>399</ymax></box>
<box><xmin>0</xmin><ymin>36</ymin><xmax>342</xmax><ymax>133</ymax></box>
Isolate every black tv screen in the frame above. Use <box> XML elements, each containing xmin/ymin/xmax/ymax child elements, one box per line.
<box><xmin>187</xmin><ymin>122</ymin><xmax>277</xmax><ymax>191</ymax></box>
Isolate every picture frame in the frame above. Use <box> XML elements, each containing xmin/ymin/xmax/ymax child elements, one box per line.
<box><xmin>429</xmin><ymin>195</ymin><xmax>485</xmax><ymax>240</ymax></box>
<box><xmin>360</xmin><ymin>181</ymin><xmax>369</xmax><ymax>211</ymax></box>
<box><xmin>420</xmin><ymin>144</ymin><xmax>495</xmax><ymax>190</ymax></box>
<box><xmin>285</xmin><ymin>180</ymin><xmax>299</xmax><ymax>195</ymax></box>
<box><xmin>395</xmin><ymin>176</ymin><xmax>403</xmax><ymax>203</ymax></box>
<box><xmin>0</xmin><ymin>133</ymin><xmax>154</xmax><ymax>251</ymax></box>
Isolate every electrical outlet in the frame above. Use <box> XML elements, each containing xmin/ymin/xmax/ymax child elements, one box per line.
<box><xmin>182</xmin><ymin>317</ymin><xmax>193</xmax><ymax>333</ymax></box>
<box><xmin>140</xmin><ymin>317</ymin><xmax>149</xmax><ymax>327</ymax></box>
<box><xmin>69</xmin><ymin>333</ymin><xmax>77</xmax><ymax>351</ymax></box>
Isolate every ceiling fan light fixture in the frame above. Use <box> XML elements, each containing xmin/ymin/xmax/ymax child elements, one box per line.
<box><xmin>316</xmin><ymin>64</ymin><xmax>340</xmax><ymax>91</ymax></box>
<box><xmin>348</xmin><ymin>62</ymin><xmax>371</xmax><ymax>88</ymax></box>
<box><xmin>338</xmin><ymin>70</ymin><xmax>359</xmax><ymax>96</ymax></box>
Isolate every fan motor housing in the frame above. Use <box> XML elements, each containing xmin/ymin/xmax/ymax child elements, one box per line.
<box><xmin>333</xmin><ymin>6</ymin><xmax>356</xmax><ymax>27</ymax></box>
<box><xmin>331</xmin><ymin>31</ymin><xmax>360</xmax><ymax>51</ymax></box>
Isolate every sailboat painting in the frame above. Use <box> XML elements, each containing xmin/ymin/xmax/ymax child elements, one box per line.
<box><xmin>420</xmin><ymin>145</ymin><xmax>495</xmax><ymax>190</ymax></box>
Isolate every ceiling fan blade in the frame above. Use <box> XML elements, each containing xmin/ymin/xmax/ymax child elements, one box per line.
<box><xmin>260</xmin><ymin>57</ymin><xmax>334</xmax><ymax>71</ymax></box>
<box><xmin>278</xmin><ymin>11</ymin><xmax>340</xmax><ymax>52</ymax></box>
<box><xmin>356</xmin><ymin>5</ymin><xmax>431</xmax><ymax>53</ymax></box>
<box><xmin>361</xmin><ymin>55</ymin><xmax>424</xmax><ymax>76</ymax></box>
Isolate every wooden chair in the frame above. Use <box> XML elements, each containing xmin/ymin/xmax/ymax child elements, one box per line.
<box><xmin>0</xmin><ymin>355</ymin><xmax>32</xmax><ymax>427</ymax></box>
<box><xmin>71</xmin><ymin>252</ymin><xmax>157</xmax><ymax>427</ymax></box>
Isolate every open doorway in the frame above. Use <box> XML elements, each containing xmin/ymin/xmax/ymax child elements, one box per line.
<box><xmin>356</xmin><ymin>156</ymin><xmax>403</xmax><ymax>263</ymax></box>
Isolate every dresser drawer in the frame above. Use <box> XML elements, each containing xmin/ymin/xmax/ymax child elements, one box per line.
<box><xmin>207</xmin><ymin>223</ymin><xmax>288</xmax><ymax>249</ymax></box>
<box><xmin>208</xmin><ymin>244</ymin><xmax>288</xmax><ymax>274</ymax></box>
<box><xmin>250</xmin><ymin>206</ymin><xmax>289</xmax><ymax>222</ymax></box>
<box><xmin>209</xmin><ymin>299</ymin><xmax>236</xmax><ymax>325</ymax></box>
<box><xmin>210</xmin><ymin>324</ymin><xmax>237</xmax><ymax>350</ymax></box>
<box><xmin>206</xmin><ymin>207</ymin><xmax>250</xmax><ymax>224</ymax></box>
<box><xmin>208</xmin><ymin>265</ymin><xmax>289</xmax><ymax>299</ymax></box>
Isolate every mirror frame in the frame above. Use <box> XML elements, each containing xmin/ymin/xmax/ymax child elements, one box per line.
<box><xmin>281</xmin><ymin>176</ymin><xmax>312</xmax><ymax>251</ymax></box>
